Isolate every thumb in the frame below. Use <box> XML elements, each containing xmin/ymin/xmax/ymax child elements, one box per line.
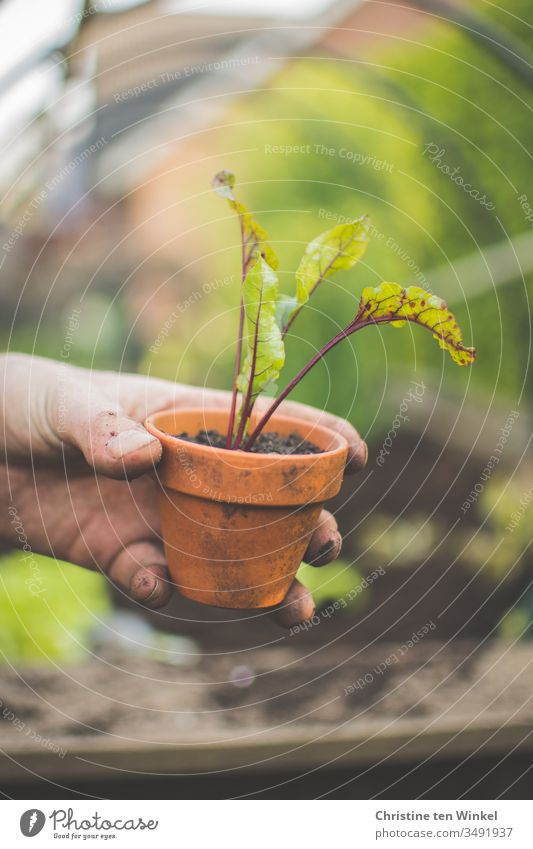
<box><xmin>59</xmin><ymin>378</ymin><xmax>162</xmax><ymax>479</ymax></box>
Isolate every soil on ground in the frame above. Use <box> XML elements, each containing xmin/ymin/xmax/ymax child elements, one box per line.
<box><xmin>0</xmin><ymin>640</ymin><xmax>531</xmax><ymax>744</ymax></box>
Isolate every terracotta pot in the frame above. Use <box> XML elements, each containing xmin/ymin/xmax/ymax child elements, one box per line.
<box><xmin>144</xmin><ymin>408</ymin><xmax>348</xmax><ymax>609</ymax></box>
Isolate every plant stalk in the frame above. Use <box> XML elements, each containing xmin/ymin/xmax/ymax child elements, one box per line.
<box><xmin>243</xmin><ymin>323</ymin><xmax>357</xmax><ymax>450</ymax></box>
<box><xmin>225</xmin><ymin>305</ymin><xmax>244</xmax><ymax>448</ymax></box>
<box><xmin>225</xmin><ymin>220</ymin><xmax>248</xmax><ymax>448</ymax></box>
<box><xmin>245</xmin><ymin>305</ymin><xmax>465</xmax><ymax>450</ymax></box>
<box><xmin>282</xmin><ymin>253</ymin><xmax>342</xmax><ymax>338</ymax></box>
<box><xmin>233</xmin><ymin>293</ymin><xmax>263</xmax><ymax>450</ymax></box>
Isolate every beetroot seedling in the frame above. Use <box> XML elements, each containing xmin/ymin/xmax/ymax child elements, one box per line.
<box><xmin>212</xmin><ymin>170</ymin><xmax>476</xmax><ymax>451</ymax></box>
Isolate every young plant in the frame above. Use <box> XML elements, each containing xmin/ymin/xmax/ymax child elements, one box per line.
<box><xmin>212</xmin><ymin>171</ymin><xmax>476</xmax><ymax>451</ymax></box>
<box><xmin>212</xmin><ymin>171</ymin><xmax>279</xmax><ymax>447</ymax></box>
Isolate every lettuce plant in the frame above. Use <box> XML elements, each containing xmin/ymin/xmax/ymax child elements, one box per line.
<box><xmin>212</xmin><ymin>171</ymin><xmax>476</xmax><ymax>451</ymax></box>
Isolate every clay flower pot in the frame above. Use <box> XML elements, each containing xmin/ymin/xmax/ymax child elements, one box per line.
<box><xmin>144</xmin><ymin>408</ymin><xmax>348</xmax><ymax>609</ymax></box>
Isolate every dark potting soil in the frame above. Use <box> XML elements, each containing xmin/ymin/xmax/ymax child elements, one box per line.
<box><xmin>174</xmin><ymin>429</ymin><xmax>322</xmax><ymax>455</ymax></box>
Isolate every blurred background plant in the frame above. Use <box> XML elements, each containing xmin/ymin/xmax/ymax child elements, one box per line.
<box><xmin>0</xmin><ymin>554</ymin><xmax>109</xmax><ymax>666</ymax></box>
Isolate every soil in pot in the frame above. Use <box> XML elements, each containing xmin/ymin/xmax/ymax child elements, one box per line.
<box><xmin>173</xmin><ymin>429</ymin><xmax>323</xmax><ymax>455</ymax></box>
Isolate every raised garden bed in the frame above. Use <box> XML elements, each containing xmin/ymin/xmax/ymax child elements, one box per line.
<box><xmin>1</xmin><ymin>638</ymin><xmax>532</xmax><ymax>796</ymax></box>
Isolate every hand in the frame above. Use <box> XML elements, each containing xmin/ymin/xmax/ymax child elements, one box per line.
<box><xmin>0</xmin><ymin>354</ymin><xmax>367</xmax><ymax>627</ymax></box>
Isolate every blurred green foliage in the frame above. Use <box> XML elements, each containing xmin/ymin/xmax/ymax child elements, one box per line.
<box><xmin>140</xmin><ymin>2</ymin><xmax>532</xmax><ymax>435</ymax></box>
<box><xmin>0</xmin><ymin>553</ymin><xmax>109</xmax><ymax>666</ymax></box>
<box><xmin>297</xmin><ymin>560</ymin><xmax>365</xmax><ymax>611</ymax></box>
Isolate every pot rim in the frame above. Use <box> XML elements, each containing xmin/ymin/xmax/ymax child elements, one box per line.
<box><xmin>144</xmin><ymin>406</ymin><xmax>348</xmax><ymax>464</ymax></box>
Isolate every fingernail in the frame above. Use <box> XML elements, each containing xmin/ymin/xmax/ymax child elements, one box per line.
<box><xmin>143</xmin><ymin>579</ymin><xmax>160</xmax><ymax>604</ymax></box>
<box><xmin>131</xmin><ymin>573</ymin><xmax>157</xmax><ymax>604</ymax></box>
<box><xmin>328</xmin><ymin>531</ymin><xmax>342</xmax><ymax>560</ymax></box>
<box><xmin>107</xmin><ymin>429</ymin><xmax>160</xmax><ymax>460</ymax></box>
<box><xmin>311</xmin><ymin>532</ymin><xmax>342</xmax><ymax>566</ymax></box>
<box><xmin>347</xmin><ymin>440</ymin><xmax>368</xmax><ymax>474</ymax></box>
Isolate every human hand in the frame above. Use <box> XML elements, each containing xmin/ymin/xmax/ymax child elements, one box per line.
<box><xmin>0</xmin><ymin>354</ymin><xmax>367</xmax><ymax>627</ymax></box>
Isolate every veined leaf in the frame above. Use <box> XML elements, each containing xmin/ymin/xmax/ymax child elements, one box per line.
<box><xmin>296</xmin><ymin>215</ymin><xmax>370</xmax><ymax>296</ymax></box>
<box><xmin>236</xmin><ymin>256</ymin><xmax>286</xmax><ymax>417</ymax></box>
<box><xmin>212</xmin><ymin>171</ymin><xmax>278</xmax><ymax>272</ymax></box>
<box><xmin>280</xmin><ymin>216</ymin><xmax>370</xmax><ymax>329</ymax></box>
<box><xmin>354</xmin><ymin>282</ymin><xmax>476</xmax><ymax>365</ymax></box>
<box><xmin>297</xmin><ymin>216</ymin><xmax>370</xmax><ymax>295</ymax></box>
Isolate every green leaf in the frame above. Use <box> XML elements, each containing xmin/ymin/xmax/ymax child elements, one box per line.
<box><xmin>281</xmin><ymin>215</ymin><xmax>370</xmax><ymax>331</ymax></box>
<box><xmin>355</xmin><ymin>282</ymin><xmax>476</xmax><ymax>365</ymax></box>
<box><xmin>237</xmin><ymin>256</ymin><xmax>285</xmax><ymax>413</ymax></box>
<box><xmin>212</xmin><ymin>171</ymin><xmax>278</xmax><ymax>272</ymax></box>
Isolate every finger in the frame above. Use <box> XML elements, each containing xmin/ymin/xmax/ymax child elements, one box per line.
<box><xmin>58</xmin><ymin>379</ymin><xmax>162</xmax><ymax>479</ymax></box>
<box><xmin>305</xmin><ymin>509</ymin><xmax>342</xmax><ymax>567</ymax></box>
<box><xmin>271</xmin><ymin>398</ymin><xmax>368</xmax><ymax>474</ymax></box>
<box><xmin>91</xmin><ymin>371</ymin><xmax>231</xmax><ymax>421</ymax></box>
<box><xmin>107</xmin><ymin>541</ymin><xmax>173</xmax><ymax>609</ymax></box>
<box><xmin>271</xmin><ymin>578</ymin><xmax>315</xmax><ymax>628</ymax></box>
